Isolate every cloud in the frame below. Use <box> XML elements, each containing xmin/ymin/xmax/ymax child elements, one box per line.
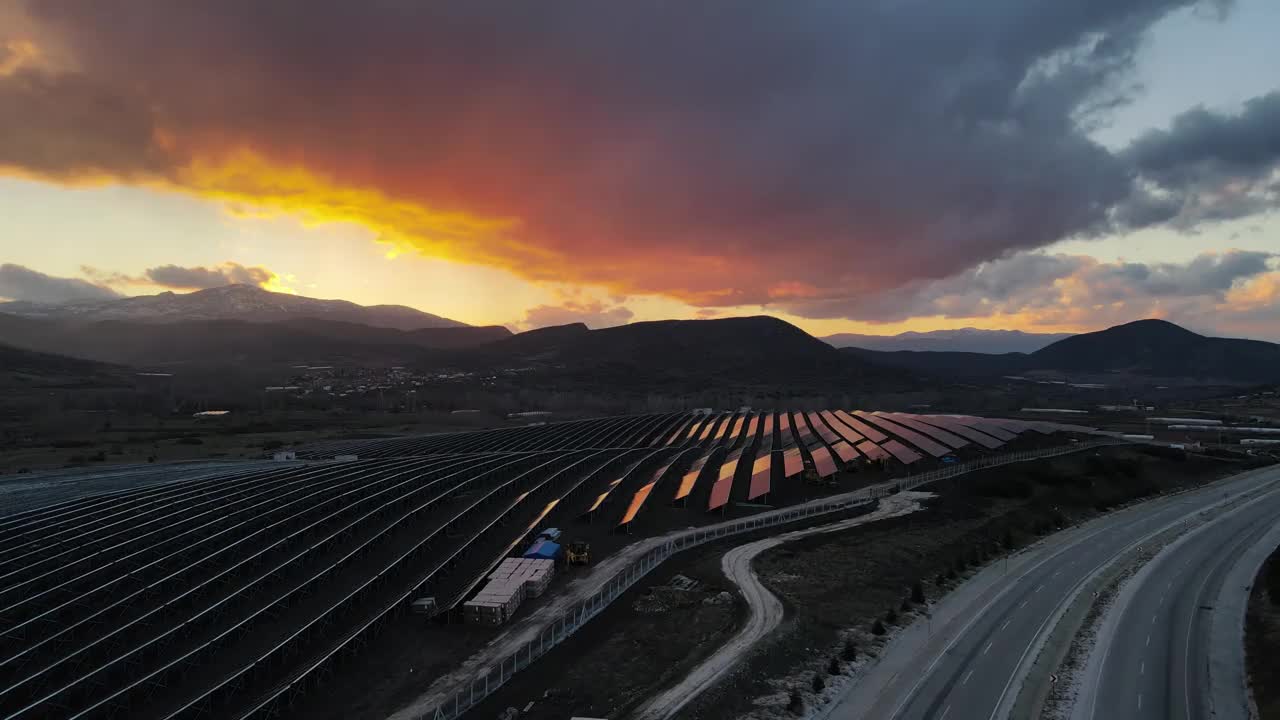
<box><xmin>4</xmin><ymin>0</ymin><xmax>1252</xmax><ymax>311</ymax></box>
<box><xmin>0</xmin><ymin>263</ymin><xmax>120</xmax><ymax>303</ymax></box>
<box><xmin>781</xmin><ymin>249</ymin><xmax>1280</xmax><ymax>339</ymax></box>
<box><xmin>141</xmin><ymin>262</ymin><xmax>276</xmax><ymax>290</ymax></box>
<box><xmin>1113</xmin><ymin>92</ymin><xmax>1280</xmax><ymax>229</ymax></box>
<box><xmin>515</xmin><ymin>300</ymin><xmax>634</xmax><ymax>332</ymax></box>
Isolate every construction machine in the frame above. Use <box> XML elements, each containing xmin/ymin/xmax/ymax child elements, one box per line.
<box><xmin>567</xmin><ymin>539</ymin><xmax>591</xmax><ymax>566</ymax></box>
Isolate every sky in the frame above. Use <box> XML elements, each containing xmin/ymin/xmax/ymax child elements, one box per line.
<box><xmin>0</xmin><ymin>0</ymin><xmax>1277</xmax><ymax>339</ymax></box>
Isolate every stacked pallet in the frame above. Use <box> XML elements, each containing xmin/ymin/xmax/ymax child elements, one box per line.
<box><xmin>489</xmin><ymin>557</ymin><xmax>556</xmax><ymax>598</ymax></box>
<box><xmin>463</xmin><ymin>578</ymin><xmax>527</xmax><ymax>626</ymax></box>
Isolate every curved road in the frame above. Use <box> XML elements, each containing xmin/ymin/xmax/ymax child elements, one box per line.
<box><xmin>633</xmin><ymin>493</ymin><xmax>930</xmax><ymax>720</ymax></box>
<box><xmin>827</xmin><ymin>463</ymin><xmax>1280</xmax><ymax>720</ymax></box>
<box><xmin>1073</xmin><ymin>477</ymin><xmax>1280</xmax><ymax>720</ymax></box>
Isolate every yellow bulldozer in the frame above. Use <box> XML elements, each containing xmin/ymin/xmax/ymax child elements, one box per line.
<box><xmin>567</xmin><ymin>539</ymin><xmax>591</xmax><ymax>566</ymax></box>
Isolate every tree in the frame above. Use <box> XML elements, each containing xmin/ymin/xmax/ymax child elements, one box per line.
<box><xmin>872</xmin><ymin>619</ymin><xmax>887</xmax><ymax>636</ymax></box>
<box><xmin>842</xmin><ymin>639</ymin><xmax>858</xmax><ymax>661</ymax></box>
<box><xmin>788</xmin><ymin>690</ymin><xmax>804</xmax><ymax>714</ymax></box>
<box><xmin>886</xmin><ymin>607</ymin><xmax>899</xmax><ymax>624</ymax></box>
<box><xmin>828</xmin><ymin>656</ymin><xmax>842</xmax><ymax>676</ymax></box>
<box><xmin>900</xmin><ymin>597</ymin><xmax>912</xmax><ymax>612</ymax></box>
<box><xmin>912</xmin><ymin>581</ymin><xmax>926</xmax><ymax>605</ymax></box>
<box><xmin>812</xmin><ymin>673</ymin><xmax>826</xmax><ymax>693</ymax></box>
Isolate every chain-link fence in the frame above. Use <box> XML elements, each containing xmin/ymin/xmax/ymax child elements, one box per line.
<box><xmin>422</xmin><ymin>438</ymin><xmax>1120</xmax><ymax>720</ymax></box>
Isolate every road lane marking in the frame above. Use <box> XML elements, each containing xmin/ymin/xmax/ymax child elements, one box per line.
<box><xmin>1019</xmin><ymin>600</ymin><xmax>1028</xmax><ymax>609</ymax></box>
<box><xmin>1138</xmin><ymin>693</ymin><xmax>1143</xmax><ymax>711</ymax></box>
<box><xmin>1034</xmin><ymin>584</ymin><xmax>1044</xmax><ymax>593</ymax></box>
<box><xmin>1140</xmin><ymin>661</ymin><xmax>1145</xmax><ymax>675</ymax></box>
<box><xmin>1146</xmin><ymin>633</ymin><xmax>1151</xmax><ymax>647</ymax></box>
<box><xmin>940</xmin><ymin>704</ymin><xmax>951</xmax><ymax>720</ymax></box>
<box><xmin>962</xmin><ymin>670</ymin><xmax>973</xmax><ymax>686</ymax></box>
<box><xmin>1152</xmin><ymin>614</ymin><xmax>1157</xmax><ymax>624</ymax></box>
<box><xmin>983</xmin><ymin>641</ymin><xmax>993</xmax><ymax>655</ymax></box>
<box><xmin>1000</xmin><ymin>619</ymin><xmax>1011</xmax><ymax>631</ymax></box>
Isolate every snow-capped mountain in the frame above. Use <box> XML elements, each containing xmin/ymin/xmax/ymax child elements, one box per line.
<box><xmin>0</xmin><ymin>284</ymin><xmax>469</xmax><ymax>330</ymax></box>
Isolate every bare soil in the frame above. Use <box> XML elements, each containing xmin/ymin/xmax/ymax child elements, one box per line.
<box><xmin>1246</xmin><ymin>551</ymin><xmax>1280</xmax><ymax>719</ymax></box>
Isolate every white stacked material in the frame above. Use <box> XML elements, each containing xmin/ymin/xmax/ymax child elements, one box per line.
<box><xmin>465</xmin><ymin>576</ymin><xmax>529</xmax><ymax>625</ymax></box>
<box><xmin>487</xmin><ymin>557</ymin><xmax>556</xmax><ymax>597</ymax></box>
<box><xmin>1149</xmin><ymin>417</ymin><xmax>1222</xmax><ymax>425</ymax></box>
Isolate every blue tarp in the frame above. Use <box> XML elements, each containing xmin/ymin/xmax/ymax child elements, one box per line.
<box><xmin>523</xmin><ymin>540</ymin><xmax>561</xmax><ymax>560</ymax></box>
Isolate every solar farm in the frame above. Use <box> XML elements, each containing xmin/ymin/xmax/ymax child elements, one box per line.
<box><xmin>0</xmin><ymin>410</ymin><xmax>1092</xmax><ymax>719</ymax></box>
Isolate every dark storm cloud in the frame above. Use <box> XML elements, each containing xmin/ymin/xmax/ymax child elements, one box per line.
<box><xmin>0</xmin><ymin>263</ymin><xmax>121</xmax><ymax>303</ymax></box>
<box><xmin>5</xmin><ymin>0</ymin><xmax>1263</xmax><ymax>308</ymax></box>
<box><xmin>144</xmin><ymin>263</ymin><xmax>276</xmax><ymax>290</ymax></box>
<box><xmin>1116</xmin><ymin>92</ymin><xmax>1280</xmax><ymax>228</ymax></box>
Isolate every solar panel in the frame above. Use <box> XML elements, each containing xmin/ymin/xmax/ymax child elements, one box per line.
<box><xmin>854</xmin><ymin>412</ymin><xmax>950</xmax><ymax>458</ymax></box>
<box><xmin>619</xmin><ymin>481</ymin><xmax>656</xmax><ymax>526</ymax></box>
<box><xmin>777</xmin><ymin>413</ymin><xmax>795</xmax><ymax>448</ymax></box>
<box><xmin>879</xmin><ymin>412</ymin><xmax>970</xmax><ymax>449</ymax></box>
<box><xmin>781</xmin><ymin>447</ymin><xmax>805</xmax><ymax>478</ymax></box>
<box><xmin>834</xmin><ymin>410</ymin><xmax>889</xmax><ymax>443</ymax></box>
<box><xmin>832</xmin><ymin>442</ymin><xmax>861</xmax><ymax>463</ymax></box>
<box><xmin>909</xmin><ymin>414</ymin><xmax>1003</xmax><ymax>449</ymax></box>
<box><xmin>746</xmin><ymin>453</ymin><xmax>772</xmax><ymax>500</ymax></box>
<box><xmin>947</xmin><ymin>415</ymin><xmax>1018</xmax><ymax>441</ymax></box>
<box><xmin>760</xmin><ymin>413</ymin><xmax>776</xmax><ymax>450</ymax></box>
<box><xmin>707</xmin><ymin>477</ymin><xmax>734</xmax><ymax>511</ymax></box>
<box><xmin>811</xmin><ymin>446</ymin><xmax>840</xmax><ymax>478</ymax></box>
<box><xmin>805</xmin><ymin>412</ymin><xmax>843</xmax><ymax>445</ymax></box>
<box><xmin>881</xmin><ymin>439</ymin><xmax>924</xmax><ymax>464</ymax></box>
<box><xmin>857</xmin><ymin>440</ymin><xmax>891</xmax><ymax>461</ymax></box>
<box><xmin>819</xmin><ymin>410</ymin><xmax>864</xmax><ymax>444</ymax></box>
<box><xmin>673</xmin><ymin>450</ymin><xmax>713</xmax><ymax>501</ymax></box>
<box><xmin>586</xmin><ymin>479</ymin><xmax>623</xmax><ymax>514</ymax></box>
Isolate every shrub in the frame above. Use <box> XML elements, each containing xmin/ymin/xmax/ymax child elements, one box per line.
<box><xmin>788</xmin><ymin>690</ymin><xmax>804</xmax><ymax>714</ymax></box>
<box><xmin>828</xmin><ymin>657</ymin><xmax>842</xmax><ymax>676</ymax></box>
<box><xmin>842</xmin><ymin>639</ymin><xmax>858</xmax><ymax>661</ymax></box>
<box><xmin>900</xmin><ymin>597</ymin><xmax>912</xmax><ymax>612</ymax></box>
<box><xmin>262</xmin><ymin>439</ymin><xmax>285</xmax><ymax>450</ymax></box>
<box><xmin>912</xmin><ymin>581</ymin><xmax>926</xmax><ymax>605</ymax></box>
<box><xmin>812</xmin><ymin>674</ymin><xmax>825</xmax><ymax>693</ymax></box>
<box><xmin>872</xmin><ymin>619</ymin><xmax>886</xmax><ymax>636</ymax></box>
<box><xmin>886</xmin><ymin>607</ymin><xmax>899</xmax><ymax>625</ymax></box>
<box><xmin>176</xmin><ymin>436</ymin><xmax>204</xmax><ymax>445</ymax></box>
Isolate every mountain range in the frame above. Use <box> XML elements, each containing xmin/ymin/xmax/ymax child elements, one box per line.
<box><xmin>846</xmin><ymin>319</ymin><xmax>1280</xmax><ymax>384</ymax></box>
<box><xmin>0</xmin><ymin>284</ymin><xmax>1276</xmax><ymax>386</ymax></box>
<box><xmin>823</xmin><ymin>328</ymin><xmax>1071</xmax><ymax>354</ymax></box>
<box><xmin>0</xmin><ymin>284</ymin><xmax>468</xmax><ymax>331</ymax></box>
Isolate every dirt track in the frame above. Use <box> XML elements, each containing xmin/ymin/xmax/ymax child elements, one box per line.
<box><xmin>633</xmin><ymin>492</ymin><xmax>934</xmax><ymax>720</ymax></box>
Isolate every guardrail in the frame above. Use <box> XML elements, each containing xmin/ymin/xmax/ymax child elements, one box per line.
<box><xmin>419</xmin><ymin>438</ymin><xmax>1122</xmax><ymax>720</ymax></box>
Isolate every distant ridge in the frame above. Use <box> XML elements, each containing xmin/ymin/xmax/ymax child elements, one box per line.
<box><xmin>823</xmin><ymin>328</ymin><xmax>1071</xmax><ymax>354</ymax></box>
<box><xmin>0</xmin><ymin>284</ymin><xmax>469</xmax><ymax>331</ymax></box>
<box><xmin>845</xmin><ymin>319</ymin><xmax>1280</xmax><ymax>384</ymax></box>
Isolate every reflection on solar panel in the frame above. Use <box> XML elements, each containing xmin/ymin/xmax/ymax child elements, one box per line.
<box><xmin>684</xmin><ymin>416</ymin><xmax>710</xmax><ymax>443</ymax></box>
<box><xmin>880</xmin><ymin>413</ymin><xmax>970</xmax><ymax>449</ymax></box>
<box><xmin>811</xmin><ymin>446</ymin><xmax>839</xmax><ymax>478</ymax></box>
<box><xmin>723</xmin><ymin>415</ymin><xmax>746</xmax><ymax>446</ymax></box>
<box><xmin>746</xmin><ymin>452</ymin><xmax>772</xmax><ymax>500</ymax></box>
<box><xmin>742</xmin><ymin>414</ymin><xmax>760</xmax><ymax>447</ymax></box>
<box><xmin>663</xmin><ymin>417</ymin><xmax>696</xmax><ymax>446</ymax></box>
<box><xmin>854</xmin><ymin>412</ymin><xmax>950</xmax><ymax>458</ymax></box>
<box><xmin>586</xmin><ymin>479</ymin><xmax>623</xmax><ymax>513</ymax></box>
<box><xmin>673</xmin><ymin>451</ymin><xmax>713</xmax><ymax>501</ymax></box>
<box><xmin>699</xmin><ymin>415</ymin><xmax>725</xmax><ymax>441</ymax></box>
<box><xmin>777</xmin><ymin>413</ymin><xmax>795</xmax><ymax>448</ymax></box>
<box><xmin>619</xmin><ymin>481</ymin><xmax>656</xmax><ymax>526</ymax></box>
<box><xmin>819</xmin><ymin>410</ymin><xmax>864</xmax><ymax>444</ymax></box>
<box><xmin>707</xmin><ymin>476</ymin><xmax>733</xmax><ymax>511</ymax></box>
<box><xmin>760</xmin><ymin>414</ymin><xmax>776</xmax><ymax>450</ymax></box>
<box><xmin>909</xmin><ymin>414</ymin><xmax>1003</xmax><ymax>449</ymax></box>
<box><xmin>806</xmin><ymin>412</ymin><xmax>843</xmax><ymax>445</ymax></box>
<box><xmin>835</xmin><ymin>410</ymin><xmax>889</xmax><ymax>443</ymax></box>
<box><xmin>832</xmin><ymin>442</ymin><xmax>861</xmax><ymax>463</ymax></box>
<box><xmin>881</xmin><ymin>439</ymin><xmax>924</xmax><ymax>464</ymax></box>
<box><xmin>794</xmin><ymin>413</ymin><xmax>820</xmax><ymax>448</ymax></box>
<box><xmin>781</xmin><ymin>447</ymin><xmax>805</xmax><ymax>478</ymax></box>
<box><xmin>858</xmin><ymin>440</ymin><xmax>891</xmax><ymax>461</ymax></box>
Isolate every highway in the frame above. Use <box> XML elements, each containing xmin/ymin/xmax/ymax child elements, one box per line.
<box><xmin>1073</xmin><ymin>473</ymin><xmax>1280</xmax><ymax>720</ymax></box>
<box><xmin>828</xmin><ymin>464</ymin><xmax>1280</xmax><ymax>720</ymax></box>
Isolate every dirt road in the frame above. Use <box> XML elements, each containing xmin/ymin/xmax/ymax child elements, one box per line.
<box><xmin>632</xmin><ymin>492</ymin><xmax>934</xmax><ymax>720</ymax></box>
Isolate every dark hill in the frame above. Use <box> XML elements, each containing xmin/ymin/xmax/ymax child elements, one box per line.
<box><xmin>1028</xmin><ymin>319</ymin><xmax>1280</xmax><ymax>382</ymax></box>
<box><xmin>457</xmin><ymin>316</ymin><xmax>897</xmax><ymax>387</ymax></box>
<box><xmin>0</xmin><ymin>342</ymin><xmax>129</xmax><ymax>387</ymax></box>
<box><xmin>846</xmin><ymin>319</ymin><xmax>1280</xmax><ymax>384</ymax></box>
<box><xmin>0</xmin><ymin>313</ymin><xmax>506</xmax><ymax>367</ymax></box>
